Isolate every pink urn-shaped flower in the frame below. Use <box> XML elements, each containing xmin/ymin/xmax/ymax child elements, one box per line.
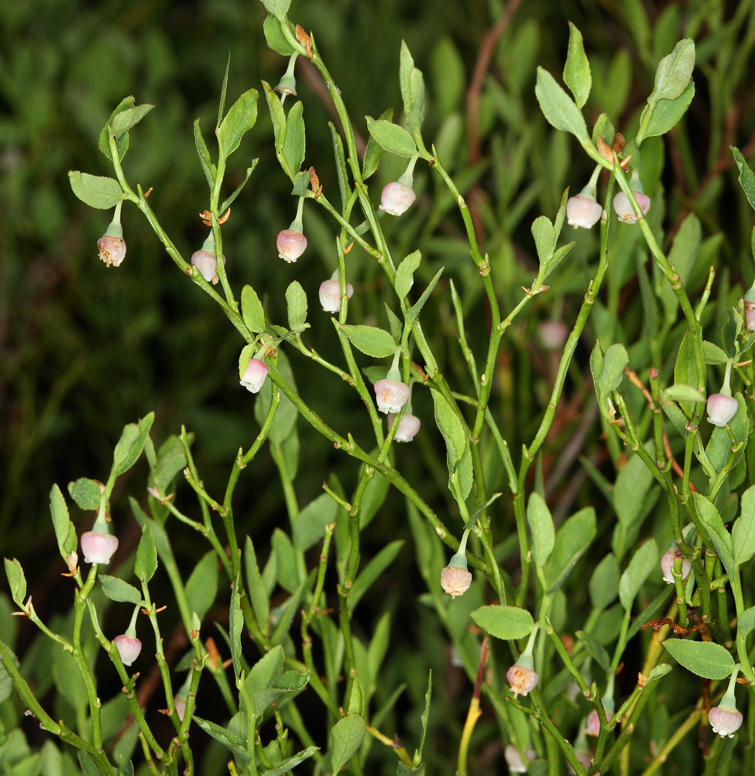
<box><xmin>191</xmin><ymin>249</ymin><xmax>225</xmax><ymax>285</ymax></box>
<box><xmin>613</xmin><ymin>191</ymin><xmax>651</xmax><ymax>224</ymax></box>
<box><xmin>374</xmin><ymin>379</ymin><xmax>410</xmax><ymax>414</ymax></box>
<box><xmin>97</xmin><ymin>234</ymin><xmax>127</xmax><ymax>267</ymax></box>
<box><xmin>277</xmin><ymin>229</ymin><xmax>307</xmax><ymax>263</ymax></box>
<box><xmin>114</xmin><ymin>634</ymin><xmax>142</xmax><ymax>666</ymax></box>
<box><xmin>387</xmin><ymin>412</ymin><xmax>421</xmax><ymax>442</ymax></box>
<box><xmin>81</xmin><ymin>531</ymin><xmax>119</xmax><ymax>565</ymax></box>
<box><xmin>440</xmin><ymin>564</ymin><xmax>472</xmax><ymax>599</ymax></box>
<box><xmin>661</xmin><ymin>548</ymin><xmax>692</xmax><ymax>584</ymax></box>
<box><xmin>710</xmin><ymin>706</ymin><xmax>743</xmax><ymax>738</ymax></box>
<box><xmin>745</xmin><ymin>300</ymin><xmax>755</xmax><ymax>332</ymax></box>
<box><xmin>708</xmin><ymin>361</ymin><xmax>738</xmax><ymax>428</ymax></box>
<box><xmin>566</xmin><ymin>194</ymin><xmax>603</xmax><ymax>229</ymax></box>
<box><xmin>380</xmin><ymin>182</ymin><xmax>416</xmax><ymax>216</ymax></box>
<box><xmin>507</xmin><ymin>661</ymin><xmax>539</xmax><ymax>699</ymax></box>
<box><xmin>585</xmin><ymin>709</ymin><xmax>601</xmax><ymax>736</ymax></box>
<box><xmin>240</xmin><ymin>358</ymin><xmax>269</xmax><ymax>394</ymax></box>
<box><xmin>319</xmin><ymin>279</ymin><xmax>354</xmax><ymax>313</ymax></box>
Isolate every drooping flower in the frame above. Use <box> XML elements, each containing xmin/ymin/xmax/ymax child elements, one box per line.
<box><xmin>567</xmin><ymin>195</ymin><xmax>603</xmax><ymax>229</ymax></box>
<box><xmin>441</xmin><ymin>530</ymin><xmax>472</xmax><ymax>599</ymax></box>
<box><xmin>278</xmin><ymin>196</ymin><xmax>307</xmax><ymax>262</ymax></box>
<box><xmin>707</xmin><ymin>359</ymin><xmax>738</xmax><ymax>428</ymax></box>
<box><xmin>240</xmin><ymin>358</ymin><xmax>269</xmax><ymax>394</ymax></box>
<box><xmin>191</xmin><ymin>249</ymin><xmax>225</xmax><ymax>285</ymax></box>
<box><xmin>274</xmin><ymin>52</ymin><xmax>298</xmax><ymax>101</ymax></box>
<box><xmin>507</xmin><ymin>661</ymin><xmax>539</xmax><ymax>699</ymax></box>
<box><xmin>114</xmin><ymin>634</ymin><xmax>142</xmax><ymax>666</ymax></box>
<box><xmin>81</xmin><ymin>531</ymin><xmax>119</xmax><ymax>565</ymax></box>
<box><xmin>319</xmin><ymin>279</ymin><xmax>354</xmax><ymax>313</ymax></box>
<box><xmin>374</xmin><ymin>379</ymin><xmax>410</xmax><ymax>414</ymax></box>
<box><xmin>661</xmin><ymin>548</ymin><xmax>692</xmax><ymax>584</ymax></box>
<box><xmin>710</xmin><ymin>667</ymin><xmax>743</xmax><ymax>738</ymax></box>
<box><xmin>98</xmin><ymin>234</ymin><xmax>127</xmax><ymax>267</ymax></box>
<box><xmin>380</xmin><ymin>182</ymin><xmax>416</xmax><ymax>216</ymax></box>
<box><xmin>613</xmin><ymin>192</ymin><xmax>651</xmax><ymax>224</ymax></box>
<box><xmin>387</xmin><ymin>412</ymin><xmax>421</xmax><ymax>442</ymax></box>
<box><xmin>585</xmin><ymin>710</ymin><xmax>601</xmax><ymax>737</ymax></box>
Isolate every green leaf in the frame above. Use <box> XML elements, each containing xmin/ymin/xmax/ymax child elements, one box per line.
<box><xmin>330</xmin><ymin>713</ymin><xmax>366</xmax><ymax>774</ymax></box>
<box><xmin>470</xmin><ymin>605</ymin><xmax>535</xmax><ymax>640</ymax></box>
<box><xmin>406</xmin><ymin>266</ymin><xmax>444</xmax><ymax>323</ymax></box>
<box><xmin>599</xmin><ymin>344</ymin><xmax>628</xmax><ymax>396</ymax></box>
<box><xmin>4</xmin><ymin>558</ymin><xmax>26</xmax><ymax>606</ymax></box>
<box><xmin>68</xmin><ymin>172</ymin><xmax>124</xmax><ymax>210</ymax></box>
<box><xmin>110</xmin><ymin>104</ymin><xmax>154</xmax><ymax>134</ymax></box>
<box><xmin>68</xmin><ymin>478</ymin><xmax>101</xmax><ymax>511</ymax></box>
<box><xmin>50</xmin><ymin>485</ymin><xmax>77</xmax><ymax>560</ymax></box>
<box><xmin>185</xmin><ymin>551</ymin><xmax>218</xmax><ymax>622</ymax></box>
<box><xmin>285</xmin><ymin>281</ymin><xmax>308</xmax><ymax>330</ymax></box>
<box><xmin>271</xmin><ymin>571</ymin><xmax>315</xmax><ymax>646</ymax></box>
<box><xmin>546</xmin><ymin>507</ymin><xmax>596</xmax><ymax>593</ymax></box>
<box><xmin>703</xmin><ymin>341</ymin><xmax>729</xmax><ymax>365</ymax></box>
<box><xmin>662</xmin><ymin>639</ymin><xmax>734</xmax><ymax>680</ymax></box>
<box><xmin>99</xmin><ymin>575</ymin><xmax>142</xmax><ymax>605</ymax></box>
<box><xmin>282</xmin><ymin>100</ymin><xmax>305</xmax><ymax>175</ymax></box>
<box><xmin>245</xmin><ymin>536</ymin><xmax>270</xmax><ymax>635</ymax></box>
<box><xmin>527</xmin><ymin>493</ymin><xmax>554</xmax><ymax>570</ymax></box>
<box><xmin>535</xmin><ymin>67</ymin><xmax>589</xmax><ymax>143</ymax></box>
<box><xmin>563</xmin><ymin>22</ymin><xmax>591</xmax><ymax>109</ymax></box>
<box><xmin>738</xmin><ymin>605</ymin><xmax>755</xmax><ymax>638</ymax></box>
<box><xmin>365</xmin><ymin>117</ymin><xmax>417</xmax><ymax>158</ymax></box>
<box><xmin>330</xmin><ymin>122</ymin><xmax>352</xmax><ymax>209</ymax></box>
<box><xmin>349</xmin><ymin>541</ymin><xmax>404</xmax><ymax>610</ymax></box>
<box><xmin>732</xmin><ymin>147</ymin><xmax>755</xmax><ymax>212</ymax></box>
<box><xmin>219</xmin><ymin>89</ymin><xmax>259</xmax><ymax>159</ymax></box>
<box><xmin>359</xmin><ymin>470</ymin><xmax>389</xmax><ymax>530</ymax></box>
<box><xmin>116</xmin><ymin>414</ymin><xmax>155</xmax><ymax>476</ymax></box>
<box><xmin>619</xmin><ymin>539</ymin><xmax>658</xmax><ymax>611</ymax></box>
<box><xmin>220</xmin><ymin>159</ymin><xmax>259</xmax><ymax>214</ymax></box>
<box><xmin>399</xmin><ymin>40</ymin><xmax>425</xmax><ymax>130</ymax></box>
<box><xmin>255</xmin><ymin>350</ymin><xmax>299</xmax><ymax>444</ymax></box>
<box><xmin>229</xmin><ymin>573</ymin><xmax>243</xmax><ymax>680</ymax></box>
<box><xmin>260</xmin><ymin>0</ymin><xmax>291</xmax><ymax>22</ymax></box>
<box><xmin>241</xmin><ymin>285</ymin><xmax>266</xmax><ymax>333</ymax></box>
<box><xmin>531</xmin><ymin>216</ymin><xmax>556</xmax><ymax>266</ymax></box>
<box><xmin>134</xmin><ymin>524</ymin><xmax>157</xmax><ymax>583</ymax></box>
<box><xmin>348</xmin><ymin>673</ymin><xmax>365</xmax><ymax>716</ymax></box>
<box><xmin>263</xmin><ymin>13</ymin><xmax>294</xmax><ymax>56</ymax></box>
<box><xmin>576</xmin><ymin>630</ymin><xmax>610</xmax><ymax>673</ymax></box>
<box><xmin>589</xmin><ymin>553</ymin><xmax>620</xmax><ymax>610</ymax></box>
<box><xmin>261</xmin><ymin>747</ymin><xmax>319</xmax><ymax>776</ymax></box>
<box><xmin>643</xmin><ymin>80</ymin><xmax>694</xmax><ymax>139</ymax></box>
<box><xmin>339</xmin><ymin>324</ymin><xmax>397</xmax><ymax>358</ymax></box>
<box><xmin>733</xmin><ymin>485</ymin><xmax>755</xmax><ymax>565</ymax></box>
<box><xmin>246</xmin><ymin>645</ymin><xmax>284</xmax><ymax>700</ymax></box>
<box><xmin>98</xmin><ymin>96</ymin><xmax>134</xmax><ymax>161</ymax></box>
<box><xmin>674</xmin><ymin>330</ymin><xmax>698</xmax><ymax>418</ymax></box>
<box><xmin>292</xmin><ymin>493</ymin><xmax>337</xmax><ymax>552</ymax></box>
<box><xmin>154</xmin><ymin>436</ymin><xmax>187</xmax><ymax>494</ymax></box>
<box><xmin>193</xmin><ymin>716</ymin><xmax>251</xmax><ymax>761</ymax></box>
<box><xmin>430</xmin><ymin>387</ymin><xmax>468</xmax><ymax>476</ymax></box>
<box><xmin>395</xmin><ymin>250</ymin><xmax>422</xmax><ymax>302</ymax></box>
<box><xmin>253</xmin><ymin>670</ymin><xmax>309</xmax><ymax>716</ymax></box>
<box><xmin>417</xmin><ymin>670</ymin><xmax>432</xmax><ymax>763</ymax></box>
<box><xmin>664</xmin><ymin>384</ymin><xmax>706</xmax><ymax>403</ymax></box>
<box><xmin>693</xmin><ymin>493</ymin><xmax>733</xmax><ymax>561</ymax></box>
<box><xmin>262</xmin><ymin>81</ymin><xmax>287</xmax><ymax>158</ymax></box>
<box><xmin>649</xmin><ymin>39</ymin><xmax>695</xmax><ymax>103</ymax></box>
<box><xmin>363</xmin><ymin>107</ymin><xmax>393</xmax><ymax>179</ymax></box>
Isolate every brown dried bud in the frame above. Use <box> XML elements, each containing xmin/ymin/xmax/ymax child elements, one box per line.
<box><xmin>596</xmin><ymin>136</ymin><xmax>613</xmax><ymax>164</ymax></box>
<box><xmin>613</xmin><ymin>133</ymin><xmax>626</xmax><ymax>154</ymax></box>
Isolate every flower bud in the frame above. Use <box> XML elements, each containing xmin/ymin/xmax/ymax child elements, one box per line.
<box><xmin>97</xmin><ymin>235</ymin><xmax>127</xmax><ymax>267</ymax></box>
<box><xmin>661</xmin><ymin>549</ymin><xmax>692</xmax><ymax>584</ymax></box>
<box><xmin>319</xmin><ymin>279</ymin><xmax>354</xmax><ymax>313</ymax></box>
<box><xmin>745</xmin><ymin>299</ymin><xmax>755</xmax><ymax>332</ymax></box>
<box><xmin>380</xmin><ymin>182</ymin><xmax>416</xmax><ymax>216</ymax></box>
<box><xmin>539</xmin><ymin>320</ymin><xmax>569</xmax><ymax>350</ymax></box>
<box><xmin>374</xmin><ymin>379</ymin><xmax>410</xmax><ymax>414</ymax></box>
<box><xmin>707</xmin><ymin>393</ymin><xmax>738</xmax><ymax>427</ymax></box>
<box><xmin>440</xmin><ymin>564</ymin><xmax>473</xmax><ymax>599</ymax></box>
<box><xmin>585</xmin><ymin>710</ymin><xmax>600</xmax><ymax>736</ymax></box>
<box><xmin>709</xmin><ymin>706</ymin><xmax>743</xmax><ymax>738</ymax></box>
<box><xmin>65</xmin><ymin>552</ymin><xmax>79</xmax><ymax>575</ymax></box>
<box><xmin>174</xmin><ymin>696</ymin><xmax>187</xmax><ymax>721</ymax></box>
<box><xmin>191</xmin><ymin>249</ymin><xmax>226</xmax><ymax>285</ymax></box>
<box><xmin>387</xmin><ymin>413</ymin><xmax>421</xmax><ymax>442</ymax></box>
<box><xmin>240</xmin><ymin>359</ymin><xmax>268</xmax><ymax>394</ymax></box>
<box><xmin>277</xmin><ymin>229</ymin><xmax>307</xmax><ymax>263</ymax></box>
<box><xmin>566</xmin><ymin>195</ymin><xmax>603</xmax><ymax>229</ymax></box>
<box><xmin>506</xmin><ymin>661</ymin><xmax>539</xmax><ymax>699</ymax></box>
<box><xmin>504</xmin><ymin>745</ymin><xmax>535</xmax><ymax>773</ymax></box>
<box><xmin>81</xmin><ymin>531</ymin><xmax>119</xmax><ymax>565</ymax></box>
<box><xmin>114</xmin><ymin>634</ymin><xmax>142</xmax><ymax>666</ymax></box>
<box><xmin>613</xmin><ymin>192</ymin><xmax>651</xmax><ymax>224</ymax></box>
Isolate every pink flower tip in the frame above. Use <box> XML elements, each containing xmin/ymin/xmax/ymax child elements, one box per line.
<box><xmin>613</xmin><ymin>192</ymin><xmax>651</xmax><ymax>224</ymax></box>
<box><xmin>97</xmin><ymin>235</ymin><xmax>127</xmax><ymax>267</ymax></box>
<box><xmin>374</xmin><ymin>379</ymin><xmax>410</xmax><ymax>414</ymax></box>
<box><xmin>277</xmin><ymin>230</ymin><xmax>307</xmax><ymax>262</ymax></box>
<box><xmin>191</xmin><ymin>249</ymin><xmax>225</xmax><ymax>285</ymax></box>
<box><xmin>661</xmin><ymin>549</ymin><xmax>692</xmax><ymax>584</ymax></box>
<box><xmin>114</xmin><ymin>635</ymin><xmax>142</xmax><ymax>666</ymax></box>
<box><xmin>566</xmin><ymin>194</ymin><xmax>603</xmax><ymax>229</ymax></box>
<box><xmin>387</xmin><ymin>413</ymin><xmax>421</xmax><ymax>442</ymax></box>
<box><xmin>380</xmin><ymin>182</ymin><xmax>416</xmax><ymax>216</ymax></box>
<box><xmin>706</xmin><ymin>393</ymin><xmax>738</xmax><ymax>427</ymax></box>
<box><xmin>319</xmin><ymin>279</ymin><xmax>354</xmax><ymax>313</ymax></box>
<box><xmin>506</xmin><ymin>662</ymin><xmax>539</xmax><ymax>698</ymax></box>
<box><xmin>240</xmin><ymin>359</ymin><xmax>268</xmax><ymax>394</ymax></box>
<box><xmin>585</xmin><ymin>709</ymin><xmax>601</xmax><ymax>736</ymax></box>
<box><xmin>709</xmin><ymin>706</ymin><xmax>743</xmax><ymax>738</ymax></box>
<box><xmin>80</xmin><ymin>531</ymin><xmax>119</xmax><ymax>565</ymax></box>
<box><xmin>539</xmin><ymin>320</ymin><xmax>569</xmax><ymax>350</ymax></box>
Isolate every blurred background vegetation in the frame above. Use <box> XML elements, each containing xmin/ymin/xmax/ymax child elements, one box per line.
<box><xmin>3</xmin><ymin>0</ymin><xmax>755</xmax><ymax>771</ymax></box>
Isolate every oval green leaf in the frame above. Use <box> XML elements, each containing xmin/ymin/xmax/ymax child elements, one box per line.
<box><xmin>663</xmin><ymin>639</ymin><xmax>734</xmax><ymax>680</ymax></box>
<box><xmin>470</xmin><ymin>605</ymin><xmax>535</xmax><ymax>640</ymax></box>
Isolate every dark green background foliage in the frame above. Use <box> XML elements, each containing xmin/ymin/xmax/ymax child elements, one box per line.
<box><xmin>2</xmin><ymin>0</ymin><xmax>755</xmax><ymax>773</ymax></box>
